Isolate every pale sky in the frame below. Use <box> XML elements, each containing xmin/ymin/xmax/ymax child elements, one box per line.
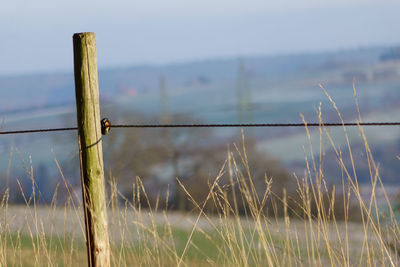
<box><xmin>1</xmin><ymin>0</ymin><xmax>400</xmax><ymax>75</ymax></box>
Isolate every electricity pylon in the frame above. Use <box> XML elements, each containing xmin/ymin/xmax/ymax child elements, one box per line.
<box><xmin>236</xmin><ymin>58</ymin><xmax>254</xmax><ymax>141</ymax></box>
<box><xmin>159</xmin><ymin>75</ymin><xmax>171</xmax><ymax>125</ymax></box>
<box><xmin>159</xmin><ymin>75</ymin><xmax>184</xmax><ymax>210</ymax></box>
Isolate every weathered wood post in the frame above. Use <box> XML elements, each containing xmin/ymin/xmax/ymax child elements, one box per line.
<box><xmin>73</xmin><ymin>32</ymin><xmax>110</xmax><ymax>267</ymax></box>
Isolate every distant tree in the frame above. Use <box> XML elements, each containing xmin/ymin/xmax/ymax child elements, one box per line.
<box><xmin>182</xmin><ymin>138</ymin><xmax>292</xmax><ymax>214</ymax></box>
<box><xmin>103</xmin><ymin>112</ymin><xmax>211</xmax><ymax>209</ymax></box>
<box><xmin>101</xmin><ymin>111</ymin><xmax>293</xmax><ymax>216</ymax></box>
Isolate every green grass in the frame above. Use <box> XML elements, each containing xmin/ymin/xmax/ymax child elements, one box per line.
<box><xmin>1</xmin><ymin>88</ymin><xmax>400</xmax><ymax>266</ymax></box>
<box><xmin>0</xmin><ymin>222</ymin><xmax>338</xmax><ymax>266</ymax></box>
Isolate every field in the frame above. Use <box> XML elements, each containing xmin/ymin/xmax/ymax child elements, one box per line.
<box><xmin>1</xmin><ymin>117</ymin><xmax>400</xmax><ymax>266</ymax></box>
<box><xmin>1</xmin><ymin>48</ymin><xmax>400</xmax><ymax>266</ymax></box>
<box><xmin>2</xmin><ymin>51</ymin><xmax>400</xmax><ymax>184</ymax></box>
<box><xmin>0</xmin><ymin>205</ymin><xmax>394</xmax><ymax>266</ymax></box>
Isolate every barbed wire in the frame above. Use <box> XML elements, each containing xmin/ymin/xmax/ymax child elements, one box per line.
<box><xmin>0</xmin><ymin>122</ymin><xmax>400</xmax><ymax>135</ymax></box>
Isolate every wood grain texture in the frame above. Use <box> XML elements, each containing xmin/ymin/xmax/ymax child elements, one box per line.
<box><xmin>73</xmin><ymin>32</ymin><xmax>110</xmax><ymax>267</ymax></box>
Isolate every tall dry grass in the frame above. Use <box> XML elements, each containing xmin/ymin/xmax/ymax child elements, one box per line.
<box><xmin>0</xmin><ymin>86</ymin><xmax>399</xmax><ymax>266</ymax></box>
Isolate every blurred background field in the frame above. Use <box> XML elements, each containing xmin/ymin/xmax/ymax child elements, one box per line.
<box><xmin>2</xmin><ymin>1</ymin><xmax>400</xmax><ymax>266</ymax></box>
<box><xmin>1</xmin><ymin>46</ymin><xmax>400</xmax><ymax>204</ymax></box>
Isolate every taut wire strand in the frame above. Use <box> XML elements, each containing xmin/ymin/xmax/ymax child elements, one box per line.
<box><xmin>1</xmin><ymin>122</ymin><xmax>400</xmax><ymax>135</ymax></box>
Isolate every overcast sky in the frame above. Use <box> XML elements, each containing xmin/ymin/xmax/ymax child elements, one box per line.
<box><xmin>1</xmin><ymin>0</ymin><xmax>400</xmax><ymax>75</ymax></box>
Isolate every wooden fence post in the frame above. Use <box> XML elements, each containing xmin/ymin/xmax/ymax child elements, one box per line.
<box><xmin>73</xmin><ymin>32</ymin><xmax>110</xmax><ymax>267</ymax></box>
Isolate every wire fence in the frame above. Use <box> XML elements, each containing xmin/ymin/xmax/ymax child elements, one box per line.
<box><xmin>0</xmin><ymin>121</ymin><xmax>400</xmax><ymax>135</ymax></box>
